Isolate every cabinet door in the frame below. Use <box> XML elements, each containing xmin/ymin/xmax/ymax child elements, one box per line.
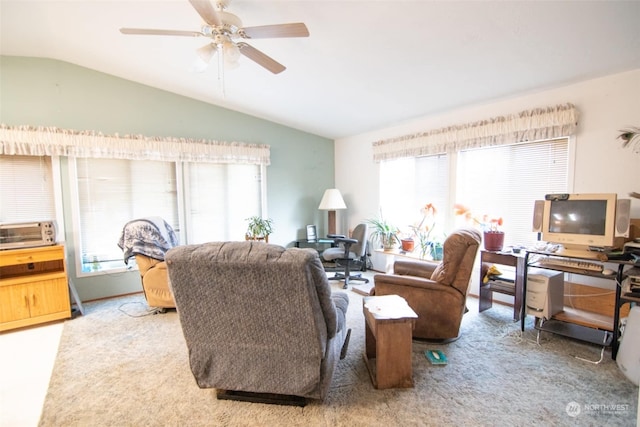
<box><xmin>0</xmin><ymin>285</ymin><xmax>31</xmax><ymax>323</ymax></box>
<box><xmin>28</xmin><ymin>278</ymin><xmax>70</xmax><ymax>318</ymax></box>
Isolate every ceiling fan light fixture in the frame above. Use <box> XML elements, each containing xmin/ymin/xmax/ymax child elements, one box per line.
<box><xmin>196</xmin><ymin>43</ymin><xmax>217</xmax><ymax>63</ymax></box>
<box><xmin>201</xmin><ymin>25</ymin><xmax>213</xmax><ymax>36</ymax></box>
<box><xmin>223</xmin><ymin>40</ymin><xmax>240</xmax><ymax>66</ymax></box>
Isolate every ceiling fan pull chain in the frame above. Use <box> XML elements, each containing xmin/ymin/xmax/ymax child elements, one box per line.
<box><xmin>218</xmin><ymin>44</ymin><xmax>226</xmax><ymax>98</ymax></box>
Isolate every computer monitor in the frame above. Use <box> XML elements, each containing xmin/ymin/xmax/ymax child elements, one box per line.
<box><xmin>541</xmin><ymin>193</ymin><xmax>618</xmax><ymax>249</ymax></box>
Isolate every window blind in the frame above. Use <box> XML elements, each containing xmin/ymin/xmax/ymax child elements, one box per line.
<box><xmin>456</xmin><ymin>138</ymin><xmax>569</xmax><ymax>247</ymax></box>
<box><xmin>184</xmin><ymin>162</ymin><xmax>262</xmax><ymax>243</ymax></box>
<box><xmin>380</xmin><ymin>154</ymin><xmax>449</xmax><ymax>234</ymax></box>
<box><xmin>0</xmin><ymin>155</ymin><xmax>55</xmax><ymax>223</ymax></box>
<box><xmin>75</xmin><ymin>157</ymin><xmax>178</xmax><ymax>271</ymax></box>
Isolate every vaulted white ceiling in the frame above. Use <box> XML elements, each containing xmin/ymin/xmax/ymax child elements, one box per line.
<box><xmin>2</xmin><ymin>0</ymin><xmax>639</xmax><ymax>139</ymax></box>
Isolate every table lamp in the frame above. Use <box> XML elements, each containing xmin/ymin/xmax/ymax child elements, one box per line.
<box><xmin>318</xmin><ymin>188</ymin><xmax>346</xmax><ymax>235</ymax></box>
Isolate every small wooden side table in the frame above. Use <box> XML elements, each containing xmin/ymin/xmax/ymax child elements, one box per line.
<box><xmin>362</xmin><ymin>295</ymin><xmax>417</xmax><ymax>389</ymax></box>
<box><xmin>479</xmin><ymin>250</ymin><xmax>525</xmax><ymax>321</ymax></box>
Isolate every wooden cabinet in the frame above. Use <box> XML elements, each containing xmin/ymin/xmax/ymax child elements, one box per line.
<box><xmin>0</xmin><ymin>245</ymin><xmax>71</xmax><ymax>331</ymax></box>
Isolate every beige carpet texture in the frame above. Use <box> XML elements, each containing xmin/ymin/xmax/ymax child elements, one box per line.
<box><xmin>39</xmin><ymin>285</ymin><xmax>638</xmax><ymax>426</ymax></box>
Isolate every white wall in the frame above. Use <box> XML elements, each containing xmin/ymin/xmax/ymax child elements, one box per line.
<box><xmin>335</xmin><ymin>69</ymin><xmax>640</xmax><ymax>278</ymax></box>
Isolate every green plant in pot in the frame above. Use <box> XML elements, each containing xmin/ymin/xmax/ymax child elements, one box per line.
<box><xmin>245</xmin><ymin>216</ymin><xmax>274</xmax><ymax>243</ymax></box>
<box><xmin>367</xmin><ymin>215</ymin><xmax>400</xmax><ymax>250</ymax></box>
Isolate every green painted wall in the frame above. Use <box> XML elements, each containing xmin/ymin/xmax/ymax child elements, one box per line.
<box><xmin>0</xmin><ymin>56</ymin><xmax>335</xmax><ymax>301</ymax></box>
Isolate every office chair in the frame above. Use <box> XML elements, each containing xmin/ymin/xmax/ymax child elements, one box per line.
<box><xmin>323</xmin><ymin>223</ymin><xmax>369</xmax><ymax>289</ymax></box>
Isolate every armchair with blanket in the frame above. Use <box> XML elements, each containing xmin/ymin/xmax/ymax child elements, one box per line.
<box><xmin>165</xmin><ymin>241</ymin><xmax>350</xmax><ymax>404</ymax></box>
<box><xmin>118</xmin><ymin>216</ymin><xmax>178</xmax><ymax>309</ymax></box>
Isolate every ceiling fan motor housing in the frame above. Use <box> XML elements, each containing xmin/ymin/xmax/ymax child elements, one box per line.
<box><xmin>208</xmin><ymin>11</ymin><xmax>242</xmax><ymax>37</ymax></box>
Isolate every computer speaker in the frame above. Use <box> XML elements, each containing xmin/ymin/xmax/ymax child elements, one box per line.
<box><xmin>615</xmin><ymin>198</ymin><xmax>631</xmax><ymax>238</ymax></box>
<box><xmin>532</xmin><ymin>200</ymin><xmax>545</xmax><ymax>233</ymax></box>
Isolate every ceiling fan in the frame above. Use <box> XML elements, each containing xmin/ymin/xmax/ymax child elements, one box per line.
<box><xmin>120</xmin><ymin>0</ymin><xmax>309</xmax><ymax>74</ymax></box>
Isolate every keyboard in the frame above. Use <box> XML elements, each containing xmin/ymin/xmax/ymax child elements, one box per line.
<box><xmin>537</xmin><ymin>256</ymin><xmax>603</xmax><ymax>272</ymax></box>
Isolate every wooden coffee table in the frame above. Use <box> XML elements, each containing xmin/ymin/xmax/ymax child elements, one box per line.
<box><xmin>363</xmin><ymin>295</ymin><xmax>417</xmax><ymax>389</ymax></box>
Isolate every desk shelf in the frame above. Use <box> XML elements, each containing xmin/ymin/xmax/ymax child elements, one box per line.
<box><xmin>535</xmin><ymin>318</ymin><xmax>613</xmax><ymax>347</ymax></box>
<box><xmin>553</xmin><ymin>306</ymin><xmax>614</xmax><ymax>331</ymax></box>
<box><xmin>523</xmin><ymin>249</ymin><xmax>636</xmax><ymax>360</ymax></box>
<box><xmin>479</xmin><ymin>250</ymin><xmax>525</xmax><ymax>321</ymax></box>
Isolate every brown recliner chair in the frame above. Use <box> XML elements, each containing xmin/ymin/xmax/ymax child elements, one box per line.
<box><xmin>373</xmin><ymin>228</ymin><xmax>481</xmax><ymax>341</ymax></box>
<box><xmin>118</xmin><ymin>217</ymin><xmax>178</xmax><ymax>309</ymax></box>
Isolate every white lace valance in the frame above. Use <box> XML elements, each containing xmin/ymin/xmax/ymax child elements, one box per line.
<box><xmin>372</xmin><ymin>103</ymin><xmax>579</xmax><ymax>162</ymax></box>
<box><xmin>0</xmin><ymin>124</ymin><xmax>270</xmax><ymax>165</ymax></box>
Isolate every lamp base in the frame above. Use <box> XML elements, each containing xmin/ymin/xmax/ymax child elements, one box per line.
<box><xmin>327</xmin><ymin>210</ymin><xmax>337</xmax><ymax>235</ymax></box>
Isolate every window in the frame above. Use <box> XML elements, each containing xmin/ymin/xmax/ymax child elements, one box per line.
<box><xmin>379</xmin><ymin>138</ymin><xmax>569</xmax><ymax>247</ymax></box>
<box><xmin>71</xmin><ymin>158</ymin><xmax>265</xmax><ymax>274</ymax></box>
<box><xmin>74</xmin><ymin>158</ymin><xmax>179</xmax><ymax>273</ymax></box>
<box><xmin>380</xmin><ymin>154</ymin><xmax>449</xmax><ymax>233</ymax></box>
<box><xmin>0</xmin><ymin>155</ymin><xmax>56</xmax><ymax>223</ymax></box>
<box><xmin>456</xmin><ymin>138</ymin><xmax>568</xmax><ymax>246</ymax></box>
<box><xmin>184</xmin><ymin>162</ymin><xmax>263</xmax><ymax>243</ymax></box>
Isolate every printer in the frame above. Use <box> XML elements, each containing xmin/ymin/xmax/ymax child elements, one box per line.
<box><xmin>624</xmin><ymin>241</ymin><xmax>640</xmax><ymax>256</ymax></box>
<box><xmin>623</xmin><ymin>241</ymin><xmax>640</xmax><ymax>268</ymax></box>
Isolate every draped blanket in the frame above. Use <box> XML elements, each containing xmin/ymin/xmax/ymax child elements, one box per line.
<box><xmin>117</xmin><ymin>217</ymin><xmax>178</xmax><ymax>263</ymax></box>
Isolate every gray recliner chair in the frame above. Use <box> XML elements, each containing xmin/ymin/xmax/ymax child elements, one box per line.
<box><xmin>322</xmin><ymin>223</ymin><xmax>370</xmax><ymax>289</ymax></box>
<box><xmin>165</xmin><ymin>241</ymin><xmax>350</xmax><ymax>405</ymax></box>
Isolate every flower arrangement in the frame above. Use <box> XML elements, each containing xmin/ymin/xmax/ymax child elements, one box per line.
<box><xmin>454</xmin><ymin>204</ymin><xmax>504</xmax><ymax>251</ymax></box>
<box><xmin>409</xmin><ymin>203</ymin><xmax>441</xmax><ymax>259</ymax></box>
<box><xmin>453</xmin><ymin>204</ymin><xmax>503</xmax><ymax>232</ymax></box>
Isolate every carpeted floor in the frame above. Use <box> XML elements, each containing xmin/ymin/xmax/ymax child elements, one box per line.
<box><xmin>39</xmin><ymin>282</ymin><xmax>638</xmax><ymax>426</ymax></box>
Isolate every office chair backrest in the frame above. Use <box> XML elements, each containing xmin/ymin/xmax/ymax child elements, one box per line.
<box><xmin>350</xmin><ymin>223</ymin><xmax>369</xmax><ymax>257</ymax></box>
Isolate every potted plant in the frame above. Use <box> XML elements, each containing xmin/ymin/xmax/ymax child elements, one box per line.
<box><xmin>367</xmin><ymin>214</ymin><xmax>400</xmax><ymax>250</ymax></box>
<box><xmin>399</xmin><ymin>233</ymin><xmax>415</xmax><ymax>252</ymax></box>
<box><xmin>409</xmin><ymin>203</ymin><xmax>439</xmax><ymax>259</ymax></box>
<box><xmin>245</xmin><ymin>216</ymin><xmax>274</xmax><ymax>243</ymax></box>
<box><xmin>454</xmin><ymin>204</ymin><xmax>504</xmax><ymax>251</ymax></box>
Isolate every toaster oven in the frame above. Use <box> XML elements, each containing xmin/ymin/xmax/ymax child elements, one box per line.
<box><xmin>0</xmin><ymin>221</ymin><xmax>57</xmax><ymax>250</ymax></box>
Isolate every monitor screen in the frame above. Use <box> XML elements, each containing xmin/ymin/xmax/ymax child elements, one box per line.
<box><xmin>541</xmin><ymin>193</ymin><xmax>618</xmax><ymax>249</ymax></box>
<box><xmin>548</xmin><ymin>200</ymin><xmax>607</xmax><ymax>236</ymax></box>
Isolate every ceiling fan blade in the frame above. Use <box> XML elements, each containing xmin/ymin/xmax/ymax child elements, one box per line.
<box><xmin>241</xmin><ymin>23</ymin><xmax>309</xmax><ymax>39</ymax></box>
<box><xmin>188</xmin><ymin>0</ymin><xmax>222</xmax><ymax>26</ymax></box>
<box><xmin>237</xmin><ymin>42</ymin><xmax>286</xmax><ymax>74</ymax></box>
<box><xmin>120</xmin><ymin>28</ymin><xmax>202</xmax><ymax>37</ymax></box>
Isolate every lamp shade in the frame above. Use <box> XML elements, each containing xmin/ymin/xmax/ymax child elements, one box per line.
<box><xmin>318</xmin><ymin>189</ymin><xmax>346</xmax><ymax>210</ymax></box>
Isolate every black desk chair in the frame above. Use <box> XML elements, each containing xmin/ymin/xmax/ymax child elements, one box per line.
<box><xmin>323</xmin><ymin>223</ymin><xmax>370</xmax><ymax>289</ymax></box>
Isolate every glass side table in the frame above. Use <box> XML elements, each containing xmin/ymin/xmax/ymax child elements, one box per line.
<box><xmin>294</xmin><ymin>238</ymin><xmax>336</xmax><ymax>252</ymax></box>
